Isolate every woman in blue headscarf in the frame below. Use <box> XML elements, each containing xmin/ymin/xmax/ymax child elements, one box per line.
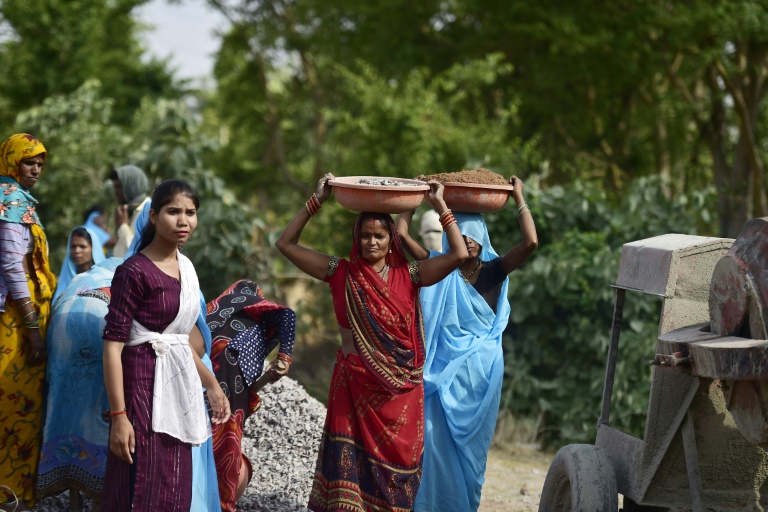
<box><xmin>397</xmin><ymin>175</ymin><xmax>538</xmax><ymax>512</ymax></box>
<box><xmin>52</xmin><ymin>226</ymin><xmax>106</xmax><ymax>306</ymax></box>
<box><xmin>38</xmin><ymin>206</ymin><xmax>221</xmax><ymax>511</ymax></box>
<box><xmin>83</xmin><ymin>205</ymin><xmax>117</xmax><ymax>255</ymax></box>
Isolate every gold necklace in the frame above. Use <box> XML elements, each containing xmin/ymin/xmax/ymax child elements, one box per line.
<box><xmin>461</xmin><ymin>260</ymin><xmax>483</xmax><ymax>283</ymax></box>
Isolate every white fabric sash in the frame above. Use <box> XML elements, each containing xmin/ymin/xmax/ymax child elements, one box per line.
<box><xmin>125</xmin><ymin>251</ymin><xmax>211</xmax><ymax>445</ymax></box>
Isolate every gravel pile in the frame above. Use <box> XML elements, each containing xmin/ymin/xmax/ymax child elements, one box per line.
<box><xmin>355</xmin><ymin>178</ymin><xmax>421</xmax><ymax>186</ymax></box>
<box><xmin>32</xmin><ymin>376</ymin><xmax>327</xmax><ymax>512</ymax></box>
<box><xmin>238</xmin><ymin>376</ymin><xmax>326</xmax><ymax>511</ymax></box>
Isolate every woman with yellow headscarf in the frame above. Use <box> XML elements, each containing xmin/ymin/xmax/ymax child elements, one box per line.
<box><xmin>0</xmin><ymin>133</ymin><xmax>56</xmax><ymax>511</ymax></box>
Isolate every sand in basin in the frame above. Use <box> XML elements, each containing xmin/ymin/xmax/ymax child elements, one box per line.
<box><xmin>414</xmin><ymin>168</ymin><xmax>508</xmax><ymax>186</ymax></box>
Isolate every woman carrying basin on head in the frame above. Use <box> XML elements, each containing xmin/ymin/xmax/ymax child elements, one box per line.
<box><xmin>276</xmin><ymin>172</ymin><xmax>467</xmax><ymax>512</ymax></box>
<box><xmin>397</xmin><ymin>175</ymin><xmax>538</xmax><ymax>512</ymax></box>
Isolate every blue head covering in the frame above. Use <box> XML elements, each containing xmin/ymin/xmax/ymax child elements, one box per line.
<box><xmin>126</xmin><ymin>205</ymin><xmax>151</xmax><ymax>257</ymax></box>
<box><xmin>440</xmin><ymin>212</ymin><xmax>499</xmax><ymax>262</ymax></box>
<box><xmin>83</xmin><ymin>210</ymin><xmax>113</xmax><ymax>248</ymax></box>
<box><xmin>52</xmin><ymin>226</ymin><xmax>106</xmax><ymax>306</ymax></box>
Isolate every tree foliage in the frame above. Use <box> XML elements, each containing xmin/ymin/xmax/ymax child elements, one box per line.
<box><xmin>209</xmin><ymin>0</ymin><xmax>768</xmax><ymax>237</ymax></box>
<box><xmin>15</xmin><ymin>82</ymin><xmax>271</xmax><ymax>301</ymax></box>
<box><xmin>0</xmin><ymin>0</ymin><xmax>180</xmax><ymax>125</ymax></box>
<box><xmin>493</xmin><ymin>176</ymin><xmax>715</xmax><ymax>446</ymax></box>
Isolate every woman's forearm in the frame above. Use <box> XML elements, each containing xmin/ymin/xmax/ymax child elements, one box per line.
<box><xmin>103</xmin><ymin>340</ymin><xmax>127</xmax><ymax>412</ymax></box>
<box><xmin>190</xmin><ymin>346</ymin><xmax>218</xmax><ymax>390</ymax></box>
<box><xmin>417</xmin><ymin>207</ymin><xmax>468</xmax><ymax>286</ymax></box>
<box><xmin>275</xmin><ymin>207</ymin><xmax>311</xmax><ymax>252</ymax></box>
<box><xmin>13</xmin><ymin>296</ymin><xmax>37</xmax><ymax>319</ymax></box>
<box><xmin>396</xmin><ymin>210</ymin><xmax>432</xmax><ymax>260</ymax></box>
<box><xmin>513</xmin><ymin>193</ymin><xmax>538</xmax><ymax>251</ymax></box>
<box><xmin>274</xmin><ymin>202</ymin><xmax>332</xmax><ymax>281</ymax></box>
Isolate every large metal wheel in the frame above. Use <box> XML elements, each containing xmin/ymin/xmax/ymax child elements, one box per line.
<box><xmin>538</xmin><ymin>444</ymin><xmax>618</xmax><ymax>512</ymax></box>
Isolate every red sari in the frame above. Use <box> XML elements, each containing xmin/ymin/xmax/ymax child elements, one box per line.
<box><xmin>308</xmin><ymin>215</ymin><xmax>425</xmax><ymax>512</ymax></box>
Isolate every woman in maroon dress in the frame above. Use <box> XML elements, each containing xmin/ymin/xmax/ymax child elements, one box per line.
<box><xmin>101</xmin><ymin>179</ymin><xmax>231</xmax><ymax>511</ymax></box>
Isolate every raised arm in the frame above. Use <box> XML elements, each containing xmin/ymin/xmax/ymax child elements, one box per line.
<box><xmin>416</xmin><ymin>182</ymin><xmax>468</xmax><ymax>286</ymax></box>
<box><xmin>275</xmin><ymin>173</ymin><xmax>335</xmax><ymax>280</ymax></box>
<box><xmin>396</xmin><ymin>210</ymin><xmax>430</xmax><ymax>261</ymax></box>
<box><xmin>499</xmin><ymin>175</ymin><xmax>538</xmax><ymax>274</ymax></box>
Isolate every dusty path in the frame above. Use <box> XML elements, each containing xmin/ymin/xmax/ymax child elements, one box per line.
<box><xmin>479</xmin><ymin>443</ymin><xmax>551</xmax><ymax>512</ymax></box>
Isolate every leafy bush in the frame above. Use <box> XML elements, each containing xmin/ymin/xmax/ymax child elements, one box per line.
<box><xmin>488</xmin><ymin>175</ymin><xmax>716</xmax><ymax>447</ymax></box>
<box><xmin>14</xmin><ymin>81</ymin><xmax>272</xmax><ymax>301</ymax></box>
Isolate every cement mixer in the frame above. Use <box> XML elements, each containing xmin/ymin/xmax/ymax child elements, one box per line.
<box><xmin>538</xmin><ymin>218</ymin><xmax>768</xmax><ymax>511</ymax></box>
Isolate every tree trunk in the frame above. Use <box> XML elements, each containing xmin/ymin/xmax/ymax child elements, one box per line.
<box><xmin>720</xmin><ymin>139</ymin><xmax>753</xmax><ymax>237</ymax></box>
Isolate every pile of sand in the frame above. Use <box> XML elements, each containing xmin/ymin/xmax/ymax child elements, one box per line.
<box><xmin>415</xmin><ymin>168</ymin><xmax>508</xmax><ymax>186</ymax></box>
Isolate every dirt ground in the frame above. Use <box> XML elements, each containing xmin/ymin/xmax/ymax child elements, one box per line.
<box><xmin>478</xmin><ymin>443</ymin><xmax>552</xmax><ymax>512</ymax></box>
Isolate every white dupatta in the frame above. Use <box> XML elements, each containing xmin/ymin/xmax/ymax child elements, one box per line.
<box><xmin>125</xmin><ymin>251</ymin><xmax>211</xmax><ymax>445</ymax></box>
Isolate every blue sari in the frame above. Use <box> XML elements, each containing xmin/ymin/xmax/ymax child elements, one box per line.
<box><xmin>190</xmin><ymin>295</ymin><xmax>221</xmax><ymax>512</ymax></box>
<box><xmin>414</xmin><ymin>213</ymin><xmax>510</xmax><ymax>512</ymax></box>
<box><xmin>83</xmin><ymin>210</ymin><xmax>114</xmax><ymax>257</ymax></box>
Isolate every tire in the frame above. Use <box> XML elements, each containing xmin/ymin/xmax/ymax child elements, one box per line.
<box><xmin>538</xmin><ymin>444</ymin><xmax>618</xmax><ymax>512</ymax></box>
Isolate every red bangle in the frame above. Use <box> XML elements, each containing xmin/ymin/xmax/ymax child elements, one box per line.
<box><xmin>110</xmin><ymin>410</ymin><xmax>127</xmax><ymax>417</ymax></box>
<box><xmin>277</xmin><ymin>353</ymin><xmax>293</xmax><ymax>364</ymax></box>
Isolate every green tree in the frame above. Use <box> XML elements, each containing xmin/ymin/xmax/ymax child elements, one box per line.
<box><xmin>15</xmin><ymin>81</ymin><xmax>269</xmax><ymax>300</ymax></box>
<box><xmin>493</xmin><ymin>176</ymin><xmax>715</xmax><ymax>446</ymax></box>
<box><xmin>0</xmin><ymin>0</ymin><xmax>180</xmax><ymax>125</ymax></box>
<box><xmin>208</xmin><ymin>0</ymin><xmax>768</xmax><ymax>237</ymax></box>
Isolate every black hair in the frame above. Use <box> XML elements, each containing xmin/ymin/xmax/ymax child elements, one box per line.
<box><xmin>136</xmin><ymin>179</ymin><xmax>200</xmax><ymax>253</ymax></box>
<box><xmin>108</xmin><ymin>168</ymin><xmax>119</xmax><ymax>181</ymax></box>
<box><xmin>82</xmin><ymin>204</ymin><xmax>105</xmax><ymax>224</ymax></box>
<box><xmin>70</xmin><ymin>227</ymin><xmax>93</xmax><ymax>247</ymax></box>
